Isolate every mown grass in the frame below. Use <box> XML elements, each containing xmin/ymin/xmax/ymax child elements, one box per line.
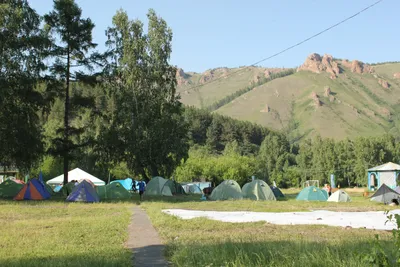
<box><xmin>0</xmin><ymin>189</ymin><xmax>396</xmax><ymax>267</ymax></box>
<box><xmin>139</xmin><ymin>189</ymin><xmax>394</xmax><ymax>267</ymax></box>
<box><xmin>0</xmin><ymin>200</ymin><xmax>132</xmax><ymax>267</ymax></box>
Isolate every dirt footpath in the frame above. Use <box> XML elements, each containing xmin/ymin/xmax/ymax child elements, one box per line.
<box><xmin>126</xmin><ymin>205</ymin><xmax>169</xmax><ymax>267</ymax></box>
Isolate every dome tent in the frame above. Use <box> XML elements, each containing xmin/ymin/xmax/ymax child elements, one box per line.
<box><xmin>210</xmin><ymin>180</ymin><xmax>242</xmax><ymax>201</ymax></box>
<box><xmin>296</xmin><ymin>186</ymin><xmax>328</xmax><ymax>201</ymax></box>
<box><xmin>167</xmin><ymin>180</ymin><xmax>186</xmax><ymax>195</ymax></box>
<box><xmin>96</xmin><ymin>182</ymin><xmax>131</xmax><ymax>200</ymax></box>
<box><xmin>145</xmin><ymin>177</ymin><xmax>173</xmax><ymax>196</ymax></box>
<box><xmin>110</xmin><ymin>178</ymin><xmax>138</xmax><ymax>191</ymax></box>
<box><xmin>327</xmin><ymin>190</ymin><xmax>351</xmax><ymax>202</ymax></box>
<box><xmin>182</xmin><ymin>183</ymin><xmax>202</xmax><ymax>194</ymax></box>
<box><xmin>66</xmin><ymin>180</ymin><xmax>99</xmax><ymax>202</ymax></box>
<box><xmin>242</xmin><ymin>180</ymin><xmax>276</xmax><ymax>201</ymax></box>
<box><xmin>0</xmin><ymin>180</ymin><xmax>24</xmax><ymax>199</ymax></box>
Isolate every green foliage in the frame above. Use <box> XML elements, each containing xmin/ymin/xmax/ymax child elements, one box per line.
<box><xmin>184</xmin><ymin>107</ymin><xmax>273</xmax><ymax>155</ymax></box>
<box><xmin>257</xmin><ymin>134</ymin><xmax>291</xmax><ymax>186</ymax></box>
<box><xmin>0</xmin><ymin>0</ymin><xmax>47</xmax><ymax>170</ymax></box>
<box><xmin>362</xmin><ymin>213</ymin><xmax>400</xmax><ymax>266</ymax></box>
<box><xmin>174</xmin><ymin>146</ymin><xmax>256</xmax><ymax>186</ymax></box>
<box><xmin>98</xmin><ymin>9</ymin><xmax>188</xmax><ymax>181</ymax></box>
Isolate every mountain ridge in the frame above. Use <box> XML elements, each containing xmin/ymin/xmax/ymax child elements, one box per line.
<box><xmin>176</xmin><ymin>53</ymin><xmax>400</xmax><ymax>140</ymax></box>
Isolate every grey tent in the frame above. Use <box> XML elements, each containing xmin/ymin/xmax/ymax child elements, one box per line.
<box><xmin>370</xmin><ymin>184</ymin><xmax>400</xmax><ymax>204</ymax></box>
<box><xmin>270</xmin><ymin>186</ymin><xmax>285</xmax><ymax>198</ymax></box>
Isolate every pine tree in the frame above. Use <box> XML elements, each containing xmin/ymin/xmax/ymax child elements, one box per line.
<box><xmin>44</xmin><ymin>0</ymin><xmax>99</xmax><ymax>184</ymax></box>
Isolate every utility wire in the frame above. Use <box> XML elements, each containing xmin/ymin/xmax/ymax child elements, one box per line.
<box><xmin>185</xmin><ymin>0</ymin><xmax>384</xmax><ymax>93</ymax></box>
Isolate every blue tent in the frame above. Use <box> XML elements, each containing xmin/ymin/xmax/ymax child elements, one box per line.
<box><xmin>66</xmin><ymin>180</ymin><xmax>99</xmax><ymax>202</ymax></box>
<box><xmin>182</xmin><ymin>183</ymin><xmax>202</xmax><ymax>194</ymax></box>
<box><xmin>54</xmin><ymin>185</ymin><xmax>63</xmax><ymax>192</ymax></box>
<box><xmin>110</xmin><ymin>178</ymin><xmax>139</xmax><ymax>191</ymax></box>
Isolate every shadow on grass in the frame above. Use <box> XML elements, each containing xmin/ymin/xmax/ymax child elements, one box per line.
<box><xmin>0</xmin><ymin>252</ymin><xmax>131</xmax><ymax>267</ymax></box>
<box><xmin>1</xmin><ymin>193</ymin><xmax>293</xmax><ymax>205</ymax></box>
<box><xmin>133</xmin><ymin>245</ymin><xmax>169</xmax><ymax>267</ymax></box>
<box><xmin>164</xmin><ymin>239</ymin><xmax>393</xmax><ymax>267</ymax></box>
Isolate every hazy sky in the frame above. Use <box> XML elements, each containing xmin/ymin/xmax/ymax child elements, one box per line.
<box><xmin>29</xmin><ymin>0</ymin><xmax>397</xmax><ymax>72</ymax></box>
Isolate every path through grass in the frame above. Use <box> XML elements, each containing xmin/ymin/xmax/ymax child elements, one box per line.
<box><xmin>0</xmin><ymin>200</ymin><xmax>132</xmax><ymax>267</ymax></box>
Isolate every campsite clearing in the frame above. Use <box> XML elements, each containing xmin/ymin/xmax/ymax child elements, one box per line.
<box><xmin>0</xmin><ymin>189</ymin><xmax>398</xmax><ymax>267</ymax></box>
<box><xmin>0</xmin><ymin>200</ymin><xmax>132</xmax><ymax>267</ymax></box>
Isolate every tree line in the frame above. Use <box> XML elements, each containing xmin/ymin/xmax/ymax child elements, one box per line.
<box><xmin>175</xmin><ymin>130</ymin><xmax>400</xmax><ymax>188</ymax></box>
<box><xmin>1</xmin><ymin>0</ymin><xmax>399</xmax><ymax>187</ymax></box>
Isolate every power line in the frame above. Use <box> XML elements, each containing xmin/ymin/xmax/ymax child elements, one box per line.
<box><xmin>185</xmin><ymin>0</ymin><xmax>384</xmax><ymax>93</ymax></box>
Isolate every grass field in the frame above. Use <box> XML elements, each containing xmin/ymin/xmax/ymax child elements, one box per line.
<box><xmin>0</xmin><ymin>189</ymin><xmax>397</xmax><ymax>267</ymax></box>
<box><xmin>0</xmin><ymin>200</ymin><xmax>132</xmax><ymax>267</ymax></box>
<box><xmin>140</xmin><ymin>189</ymin><xmax>395</xmax><ymax>267</ymax></box>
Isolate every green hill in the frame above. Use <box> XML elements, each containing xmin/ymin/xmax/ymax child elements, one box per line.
<box><xmin>176</xmin><ymin>54</ymin><xmax>400</xmax><ymax>140</ymax></box>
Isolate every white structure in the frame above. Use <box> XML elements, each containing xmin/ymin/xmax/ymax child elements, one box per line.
<box><xmin>46</xmin><ymin>168</ymin><xmax>105</xmax><ymax>186</ymax></box>
<box><xmin>368</xmin><ymin>162</ymin><xmax>400</xmax><ymax>190</ymax></box>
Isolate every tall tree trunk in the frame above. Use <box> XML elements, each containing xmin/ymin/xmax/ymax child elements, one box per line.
<box><xmin>150</xmin><ymin>164</ymin><xmax>159</xmax><ymax>178</ymax></box>
<box><xmin>63</xmin><ymin>49</ymin><xmax>70</xmax><ymax>185</ymax></box>
<box><xmin>140</xmin><ymin>169</ymin><xmax>149</xmax><ymax>183</ymax></box>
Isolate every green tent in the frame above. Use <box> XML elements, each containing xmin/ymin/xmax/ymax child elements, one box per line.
<box><xmin>45</xmin><ymin>183</ymin><xmax>55</xmax><ymax>195</ymax></box>
<box><xmin>321</xmin><ymin>189</ymin><xmax>328</xmax><ymax>199</ymax></box>
<box><xmin>296</xmin><ymin>186</ymin><xmax>328</xmax><ymax>201</ymax></box>
<box><xmin>210</xmin><ymin>180</ymin><xmax>242</xmax><ymax>201</ymax></box>
<box><xmin>96</xmin><ymin>183</ymin><xmax>131</xmax><ymax>200</ymax></box>
<box><xmin>145</xmin><ymin>177</ymin><xmax>173</xmax><ymax>196</ymax></box>
<box><xmin>61</xmin><ymin>182</ymin><xmax>76</xmax><ymax>196</ymax></box>
<box><xmin>0</xmin><ymin>180</ymin><xmax>24</xmax><ymax>198</ymax></box>
<box><xmin>164</xmin><ymin>180</ymin><xmax>186</xmax><ymax>195</ymax></box>
<box><xmin>242</xmin><ymin>180</ymin><xmax>276</xmax><ymax>201</ymax></box>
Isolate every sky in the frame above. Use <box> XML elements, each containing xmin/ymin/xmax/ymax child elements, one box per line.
<box><xmin>29</xmin><ymin>0</ymin><xmax>398</xmax><ymax>73</ymax></box>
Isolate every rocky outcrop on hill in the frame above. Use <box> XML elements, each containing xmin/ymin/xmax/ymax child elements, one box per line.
<box><xmin>176</xmin><ymin>68</ymin><xmax>191</xmax><ymax>86</ymax></box>
<box><xmin>394</xmin><ymin>72</ymin><xmax>400</xmax><ymax>79</ymax></box>
<box><xmin>310</xmin><ymin>91</ymin><xmax>322</xmax><ymax>107</ymax></box>
<box><xmin>260</xmin><ymin>104</ymin><xmax>270</xmax><ymax>113</ymax></box>
<box><xmin>199</xmin><ymin>69</ymin><xmax>215</xmax><ymax>84</ymax></box>
<box><xmin>253</xmin><ymin>75</ymin><xmax>261</xmax><ymax>84</ymax></box>
<box><xmin>341</xmin><ymin>59</ymin><xmax>373</xmax><ymax>74</ymax></box>
<box><xmin>324</xmin><ymin>86</ymin><xmax>331</xmax><ymax>97</ymax></box>
<box><xmin>298</xmin><ymin>53</ymin><xmax>340</xmax><ymax>77</ymax></box>
<box><xmin>378</xmin><ymin>78</ymin><xmax>390</xmax><ymax>89</ymax></box>
<box><xmin>199</xmin><ymin>68</ymin><xmax>230</xmax><ymax>84</ymax></box>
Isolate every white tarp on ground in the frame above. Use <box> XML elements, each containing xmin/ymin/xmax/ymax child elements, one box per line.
<box><xmin>162</xmin><ymin>209</ymin><xmax>400</xmax><ymax>230</ymax></box>
<box><xmin>46</xmin><ymin>168</ymin><xmax>105</xmax><ymax>186</ymax></box>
